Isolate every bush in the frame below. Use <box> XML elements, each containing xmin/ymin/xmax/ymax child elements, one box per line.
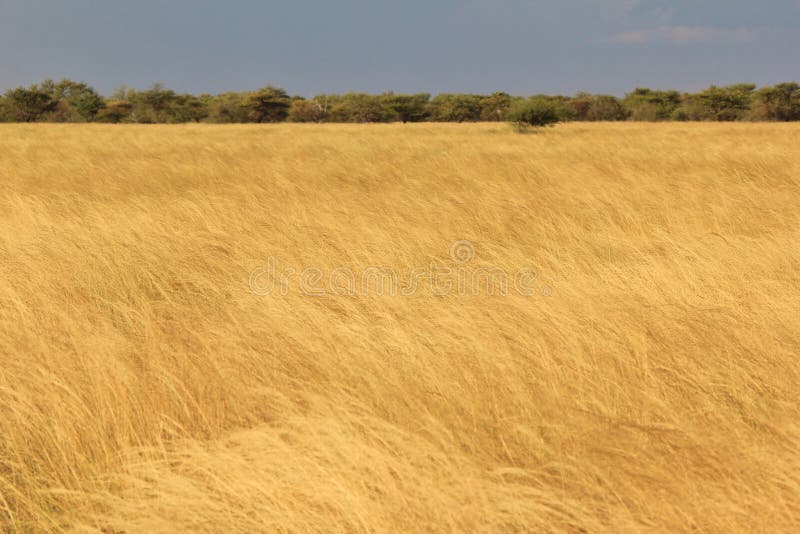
<box><xmin>427</xmin><ymin>94</ymin><xmax>482</xmax><ymax>122</ymax></box>
<box><xmin>167</xmin><ymin>94</ymin><xmax>211</xmax><ymax>123</ymax></box>
<box><xmin>288</xmin><ymin>99</ymin><xmax>327</xmax><ymax>123</ymax></box>
<box><xmin>507</xmin><ymin>98</ymin><xmax>560</xmax><ymax>131</ymax></box>
<box><xmin>587</xmin><ymin>95</ymin><xmax>629</xmax><ymax>121</ymax></box>
<box><xmin>623</xmin><ymin>88</ymin><xmax>681</xmax><ymax>121</ymax></box>
<box><xmin>3</xmin><ymin>87</ymin><xmax>56</xmax><ymax>122</ymax></box>
<box><xmin>206</xmin><ymin>92</ymin><xmax>250</xmax><ymax>123</ymax></box>
<box><xmin>330</xmin><ymin>93</ymin><xmax>395</xmax><ymax>123</ymax></box>
<box><xmin>755</xmin><ymin>83</ymin><xmax>800</xmax><ymax>121</ymax></box>
<box><xmin>95</xmin><ymin>101</ymin><xmax>134</xmax><ymax>123</ymax></box>
<box><xmin>478</xmin><ymin>92</ymin><xmax>513</xmax><ymax>121</ymax></box>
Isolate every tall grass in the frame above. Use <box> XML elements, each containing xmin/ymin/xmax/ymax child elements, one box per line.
<box><xmin>1</xmin><ymin>122</ymin><xmax>799</xmax><ymax>531</ymax></box>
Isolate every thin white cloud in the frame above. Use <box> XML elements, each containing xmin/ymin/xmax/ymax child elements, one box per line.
<box><xmin>613</xmin><ymin>25</ymin><xmax>758</xmax><ymax>45</ymax></box>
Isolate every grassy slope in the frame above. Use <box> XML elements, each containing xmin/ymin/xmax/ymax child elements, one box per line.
<box><xmin>1</xmin><ymin>123</ymin><xmax>799</xmax><ymax>531</ymax></box>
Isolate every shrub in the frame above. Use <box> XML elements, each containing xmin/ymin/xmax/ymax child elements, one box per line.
<box><xmin>623</xmin><ymin>88</ymin><xmax>681</xmax><ymax>121</ymax></box>
<box><xmin>478</xmin><ymin>92</ymin><xmax>513</xmax><ymax>121</ymax></box>
<box><xmin>755</xmin><ymin>83</ymin><xmax>800</xmax><ymax>121</ymax></box>
<box><xmin>331</xmin><ymin>93</ymin><xmax>395</xmax><ymax>123</ymax></box>
<box><xmin>427</xmin><ymin>94</ymin><xmax>482</xmax><ymax>122</ymax></box>
<box><xmin>507</xmin><ymin>98</ymin><xmax>560</xmax><ymax>131</ymax></box>
<box><xmin>3</xmin><ymin>87</ymin><xmax>56</xmax><ymax>122</ymax></box>
<box><xmin>288</xmin><ymin>99</ymin><xmax>327</xmax><ymax>123</ymax></box>
<box><xmin>587</xmin><ymin>95</ymin><xmax>629</xmax><ymax>121</ymax></box>
<box><xmin>95</xmin><ymin>101</ymin><xmax>134</xmax><ymax>123</ymax></box>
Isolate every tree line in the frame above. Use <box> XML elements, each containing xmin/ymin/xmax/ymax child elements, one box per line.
<box><xmin>1</xmin><ymin>79</ymin><xmax>799</xmax><ymax>124</ymax></box>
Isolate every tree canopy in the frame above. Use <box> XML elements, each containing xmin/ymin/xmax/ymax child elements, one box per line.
<box><xmin>2</xmin><ymin>78</ymin><xmax>799</xmax><ymax>124</ymax></box>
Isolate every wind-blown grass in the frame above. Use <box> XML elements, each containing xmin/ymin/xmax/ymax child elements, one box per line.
<box><xmin>1</xmin><ymin>122</ymin><xmax>799</xmax><ymax>531</ymax></box>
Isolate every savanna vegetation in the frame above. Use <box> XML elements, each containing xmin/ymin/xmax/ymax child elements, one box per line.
<box><xmin>1</xmin><ymin>122</ymin><xmax>799</xmax><ymax>531</ymax></box>
<box><xmin>2</xmin><ymin>78</ymin><xmax>800</xmax><ymax>124</ymax></box>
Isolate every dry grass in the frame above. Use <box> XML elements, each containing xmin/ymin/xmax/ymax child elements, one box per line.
<box><xmin>1</xmin><ymin>122</ymin><xmax>799</xmax><ymax>532</ymax></box>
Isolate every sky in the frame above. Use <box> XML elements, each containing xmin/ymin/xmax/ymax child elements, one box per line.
<box><xmin>0</xmin><ymin>0</ymin><xmax>798</xmax><ymax>97</ymax></box>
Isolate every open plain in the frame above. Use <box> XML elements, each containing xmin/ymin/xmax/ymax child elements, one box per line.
<box><xmin>1</xmin><ymin>123</ymin><xmax>799</xmax><ymax>531</ymax></box>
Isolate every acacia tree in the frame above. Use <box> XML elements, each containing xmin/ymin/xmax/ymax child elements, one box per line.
<box><xmin>245</xmin><ymin>86</ymin><xmax>291</xmax><ymax>123</ymax></box>
<box><xmin>696</xmin><ymin>84</ymin><xmax>755</xmax><ymax>121</ymax></box>
<box><xmin>382</xmin><ymin>93</ymin><xmax>430</xmax><ymax>123</ymax></box>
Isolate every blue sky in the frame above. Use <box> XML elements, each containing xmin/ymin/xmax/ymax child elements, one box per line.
<box><xmin>1</xmin><ymin>0</ymin><xmax>798</xmax><ymax>96</ymax></box>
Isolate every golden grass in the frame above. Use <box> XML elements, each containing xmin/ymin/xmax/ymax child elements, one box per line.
<box><xmin>1</xmin><ymin>122</ymin><xmax>799</xmax><ymax>532</ymax></box>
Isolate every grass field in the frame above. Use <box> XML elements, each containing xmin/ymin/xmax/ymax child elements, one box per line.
<box><xmin>1</xmin><ymin>122</ymin><xmax>799</xmax><ymax>532</ymax></box>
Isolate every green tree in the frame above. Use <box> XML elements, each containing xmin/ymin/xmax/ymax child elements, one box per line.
<box><xmin>478</xmin><ymin>92</ymin><xmax>513</xmax><ymax>121</ymax></box>
<box><xmin>427</xmin><ymin>94</ymin><xmax>482</xmax><ymax>122</ymax></box>
<box><xmin>695</xmin><ymin>84</ymin><xmax>755</xmax><ymax>121</ymax></box>
<box><xmin>207</xmin><ymin>92</ymin><xmax>250</xmax><ymax>123</ymax></box>
<box><xmin>71</xmin><ymin>90</ymin><xmax>106</xmax><ymax>121</ymax></box>
<box><xmin>288</xmin><ymin>97</ymin><xmax>329</xmax><ymax>123</ymax></box>
<box><xmin>587</xmin><ymin>95</ymin><xmax>629</xmax><ymax>121</ymax></box>
<box><xmin>623</xmin><ymin>88</ymin><xmax>681</xmax><ymax>121</ymax></box>
<box><xmin>129</xmin><ymin>84</ymin><xmax>178</xmax><ymax>123</ymax></box>
<box><xmin>537</xmin><ymin>95</ymin><xmax>575</xmax><ymax>121</ymax></box>
<box><xmin>3</xmin><ymin>86</ymin><xmax>56</xmax><ymax>122</ymax></box>
<box><xmin>328</xmin><ymin>93</ymin><xmax>394</xmax><ymax>123</ymax></box>
<box><xmin>567</xmin><ymin>93</ymin><xmax>628</xmax><ymax>122</ymax></box>
<box><xmin>95</xmin><ymin>100</ymin><xmax>134</xmax><ymax>123</ymax></box>
<box><xmin>507</xmin><ymin>97</ymin><xmax>560</xmax><ymax>131</ymax></box>
<box><xmin>245</xmin><ymin>86</ymin><xmax>291</xmax><ymax>123</ymax></box>
<box><xmin>755</xmin><ymin>82</ymin><xmax>800</xmax><ymax>121</ymax></box>
<box><xmin>112</xmin><ymin>85</ymin><xmax>137</xmax><ymax>101</ymax></box>
<box><xmin>382</xmin><ymin>93</ymin><xmax>430</xmax><ymax>122</ymax></box>
<box><xmin>36</xmin><ymin>79</ymin><xmax>105</xmax><ymax>121</ymax></box>
<box><xmin>168</xmin><ymin>94</ymin><xmax>211</xmax><ymax>123</ymax></box>
<box><xmin>671</xmin><ymin>94</ymin><xmax>703</xmax><ymax>121</ymax></box>
<box><xmin>568</xmin><ymin>92</ymin><xmax>594</xmax><ymax>121</ymax></box>
<box><xmin>139</xmin><ymin>84</ymin><xmax>176</xmax><ymax>112</ymax></box>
